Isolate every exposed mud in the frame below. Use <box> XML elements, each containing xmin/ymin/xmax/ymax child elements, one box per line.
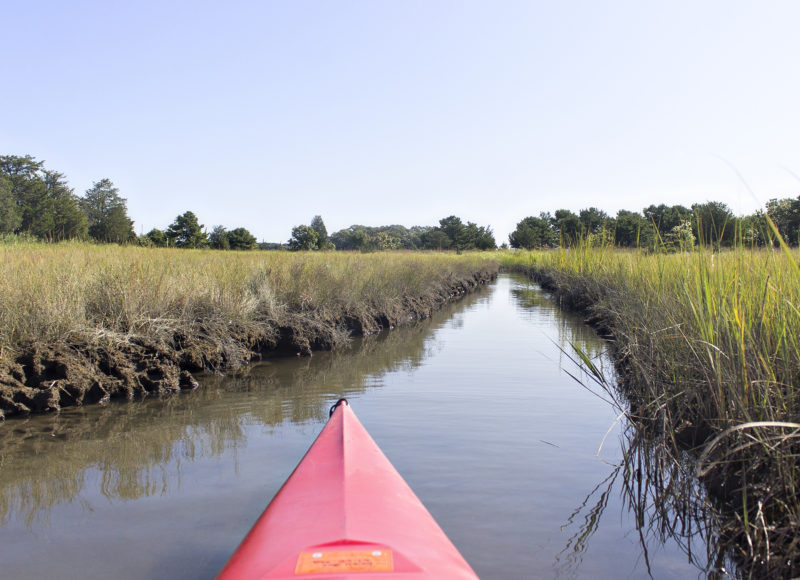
<box><xmin>0</xmin><ymin>269</ymin><xmax>496</xmax><ymax>419</ymax></box>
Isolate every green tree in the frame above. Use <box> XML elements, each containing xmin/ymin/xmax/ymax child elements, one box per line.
<box><xmin>664</xmin><ymin>218</ymin><xmax>696</xmax><ymax>251</ymax></box>
<box><xmin>330</xmin><ymin>225</ymin><xmax>360</xmax><ymax>250</ymax></box>
<box><xmin>144</xmin><ymin>228</ymin><xmax>167</xmax><ymax>247</ymax></box>
<box><xmin>421</xmin><ymin>229</ymin><xmax>451</xmax><ymax>250</ymax></box>
<box><xmin>310</xmin><ymin>215</ymin><xmax>333</xmax><ymax>249</ymax></box>
<box><xmin>166</xmin><ymin>211</ymin><xmax>207</xmax><ymax>248</ymax></box>
<box><xmin>288</xmin><ymin>225</ymin><xmax>319</xmax><ymax>251</ymax></box>
<box><xmin>1</xmin><ymin>155</ymin><xmax>48</xmax><ymax>234</ymax></box>
<box><xmin>579</xmin><ymin>207</ymin><xmax>612</xmax><ymax>236</ymax></box>
<box><xmin>228</xmin><ymin>227</ymin><xmax>257</xmax><ymax>250</ymax></box>
<box><xmin>614</xmin><ymin>210</ymin><xmax>649</xmax><ymax>247</ymax></box>
<box><xmin>643</xmin><ymin>204</ymin><xmax>692</xmax><ymax>243</ymax></box>
<box><xmin>0</xmin><ymin>174</ymin><xmax>21</xmax><ymax>233</ymax></box>
<box><xmin>476</xmin><ymin>226</ymin><xmax>496</xmax><ymax>250</ymax></box>
<box><xmin>407</xmin><ymin>226</ymin><xmax>430</xmax><ymax>249</ymax></box>
<box><xmin>740</xmin><ymin>211</ymin><xmax>768</xmax><ymax>247</ymax></box>
<box><xmin>364</xmin><ymin>231</ymin><xmax>400</xmax><ymax>251</ymax></box>
<box><xmin>350</xmin><ymin>228</ymin><xmax>370</xmax><ymax>251</ymax></box>
<box><xmin>330</xmin><ymin>224</ymin><xmax>429</xmax><ymax>250</ymax></box>
<box><xmin>36</xmin><ymin>170</ymin><xmax>88</xmax><ymax>240</ymax></box>
<box><xmin>208</xmin><ymin>225</ymin><xmax>230</xmax><ymax>250</ymax></box>
<box><xmin>553</xmin><ymin>209</ymin><xmax>582</xmax><ymax>245</ymax></box>
<box><xmin>0</xmin><ymin>156</ymin><xmax>87</xmax><ymax>240</ymax></box>
<box><xmin>80</xmin><ymin>178</ymin><xmax>135</xmax><ymax>243</ymax></box>
<box><xmin>766</xmin><ymin>196</ymin><xmax>800</xmax><ymax>246</ymax></box>
<box><xmin>0</xmin><ymin>154</ymin><xmax>42</xmax><ymax>178</ymax></box>
<box><xmin>691</xmin><ymin>201</ymin><xmax>736</xmax><ymax>248</ymax></box>
<box><xmin>462</xmin><ymin>222</ymin><xmax>496</xmax><ymax>250</ymax></box>
<box><xmin>431</xmin><ymin>216</ymin><xmax>494</xmax><ymax>251</ymax></box>
<box><xmin>509</xmin><ymin>215</ymin><xmax>557</xmax><ymax>249</ymax></box>
<box><xmin>438</xmin><ymin>216</ymin><xmax>465</xmax><ymax>249</ymax></box>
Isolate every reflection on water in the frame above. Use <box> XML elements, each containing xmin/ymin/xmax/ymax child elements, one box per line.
<box><xmin>555</xmin><ymin>427</ymin><xmax>733</xmax><ymax>579</ymax></box>
<box><xmin>0</xmin><ymin>276</ymin><xmax>728</xmax><ymax>579</ymax></box>
<box><xmin>512</xmin><ymin>283</ymin><xmax>594</xmax><ymax>346</ymax></box>
<box><xmin>510</xmin><ymin>282</ymin><xmax>614</xmax><ymax>381</ymax></box>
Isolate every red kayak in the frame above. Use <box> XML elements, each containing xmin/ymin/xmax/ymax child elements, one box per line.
<box><xmin>217</xmin><ymin>399</ymin><xmax>479</xmax><ymax>579</ymax></box>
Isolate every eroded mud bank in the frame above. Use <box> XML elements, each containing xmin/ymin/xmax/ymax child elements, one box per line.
<box><xmin>0</xmin><ymin>269</ymin><xmax>496</xmax><ymax>419</ymax></box>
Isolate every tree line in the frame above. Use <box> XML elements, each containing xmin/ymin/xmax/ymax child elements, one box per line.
<box><xmin>0</xmin><ymin>155</ymin><xmax>495</xmax><ymax>252</ymax></box>
<box><xmin>4</xmin><ymin>154</ymin><xmax>799</xmax><ymax>251</ymax></box>
<box><xmin>142</xmin><ymin>213</ymin><xmax>257</xmax><ymax>250</ymax></box>
<box><xmin>509</xmin><ymin>200</ymin><xmax>800</xmax><ymax>250</ymax></box>
<box><xmin>0</xmin><ymin>155</ymin><xmax>134</xmax><ymax>242</ymax></box>
<box><xmin>289</xmin><ymin>215</ymin><xmax>496</xmax><ymax>252</ymax></box>
<box><xmin>0</xmin><ymin>155</ymin><xmax>259</xmax><ymax>249</ymax></box>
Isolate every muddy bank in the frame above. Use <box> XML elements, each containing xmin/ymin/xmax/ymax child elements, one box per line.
<box><xmin>0</xmin><ymin>268</ymin><xmax>496</xmax><ymax>419</ymax></box>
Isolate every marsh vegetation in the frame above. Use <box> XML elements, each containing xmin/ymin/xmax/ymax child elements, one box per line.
<box><xmin>501</xmin><ymin>246</ymin><xmax>800</xmax><ymax>577</ymax></box>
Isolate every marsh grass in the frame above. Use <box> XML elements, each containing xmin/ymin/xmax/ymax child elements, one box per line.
<box><xmin>0</xmin><ymin>243</ymin><xmax>495</xmax><ymax>357</ymax></box>
<box><xmin>500</xmin><ymin>245</ymin><xmax>800</xmax><ymax>576</ymax></box>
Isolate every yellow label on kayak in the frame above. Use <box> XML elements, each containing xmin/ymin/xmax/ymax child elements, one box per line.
<box><xmin>295</xmin><ymin>549</ymin><xmax>394</xmax><ymax>574</ymax></box>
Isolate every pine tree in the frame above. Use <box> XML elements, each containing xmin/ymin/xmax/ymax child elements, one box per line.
<box><xmin>80</xmin><ymin>178</ymin><xmax>135</xmax><ymax>243</ymax></box>
<box><xmin>165</xmin><ymin>211</ymin><xmax>208</xmax><ymax>248</ymax></box>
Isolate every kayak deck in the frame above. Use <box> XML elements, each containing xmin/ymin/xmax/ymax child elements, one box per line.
<box><xmin>217</xmin><ymin>400</ymin><xmax>478</xmax><ymax>579</ymax></box>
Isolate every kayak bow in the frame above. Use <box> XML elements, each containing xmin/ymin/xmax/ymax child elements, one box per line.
<box><xmin>217</xmin><ymin>399</ymin><xmax>479</xmax><ymax>579</ymax></box>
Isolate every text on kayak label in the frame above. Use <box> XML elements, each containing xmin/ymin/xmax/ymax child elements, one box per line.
<box><xmin>295</xmin><ymin>549</ymin><xmax>394</xmax><ymax>574</ymax></box>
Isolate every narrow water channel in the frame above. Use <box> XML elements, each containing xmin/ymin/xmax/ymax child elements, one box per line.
<box><xmin>0</xmin><ymin>275</ymin><xmax>715</xmax><ymax>578</ymax></box>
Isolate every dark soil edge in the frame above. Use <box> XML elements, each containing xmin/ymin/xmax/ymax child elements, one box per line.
<box><xmin>0</xmin><ymin>268</ymin><xmax>497</xmax><ymax>419</ymax></box>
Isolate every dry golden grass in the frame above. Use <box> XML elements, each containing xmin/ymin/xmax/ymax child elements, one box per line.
<box><xmin>0</xmin><ymin>241</ymin><xmax>497</xmax><ymax>355</ymax></box>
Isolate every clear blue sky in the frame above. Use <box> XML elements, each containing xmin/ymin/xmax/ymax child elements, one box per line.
<box><xmin>3</xmin><ymin>1</ymin><xmax>799</xmax><ymax>245</ymax></box>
